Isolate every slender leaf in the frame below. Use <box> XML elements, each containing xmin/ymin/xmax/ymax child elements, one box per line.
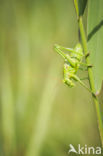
<box><xmin>87</xmin><ymin>0</ymin><xmax>103</xmax><ymax>92</ymax></box>
<box><xmin>78</xmin><ymin>0</ymin><xmax>87</xmax><ymax>16</ymax></box>
<box><xmin>97</xmin><ymin>81</ymin><xmax>103</xmax><ymax>115</ymax></box>
<box><xmin>26</xmin><ymin>60</ymin><xmax>59</xmax><ymax>156</ymax></box>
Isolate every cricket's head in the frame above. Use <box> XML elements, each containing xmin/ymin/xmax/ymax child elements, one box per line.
<box><xmin>73</xmin><ymin>43</ymin><xmax>83</xmax><ymax>61</ymax></box>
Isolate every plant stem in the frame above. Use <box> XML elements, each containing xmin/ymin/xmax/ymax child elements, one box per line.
<box><xmin>74</xmin><ymin>0</ymin><xmax>103</xmax><ymax>146</ymax></box>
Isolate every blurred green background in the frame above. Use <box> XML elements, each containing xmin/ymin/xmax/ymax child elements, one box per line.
<box><xmin>0</xmin><ymin>0</ymin><xmax>101</xmax><ymax>156</ymax></box>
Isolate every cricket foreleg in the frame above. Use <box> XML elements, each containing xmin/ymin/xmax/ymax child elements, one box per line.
<box><xmin>85</xmin><ymin>52</ymin><xmax>90</xmax><ymax>58</ymax></box>
<box><xmin>79</xmin><ymin>62</ymin><xmax>93</xmax><ymax>68</ymax></box>
<box><xmin>82</xmin><ymin>52</ymin><xmax>90</xmax><ymax>58</ymax></box>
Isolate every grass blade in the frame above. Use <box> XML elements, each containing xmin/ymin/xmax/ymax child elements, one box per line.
<box><xmin>87</xmin><ymin>0</ymin><xmax>103</xmax><ymax>92</ymax></box>
<box><xmin>78</xmin><ymin>0</ymin><xmax>87</xmax><ymax>16</ymax></box>
<box><xmin>26</xmin><ymin>60</ymin><xmax>59</xmax><ymax>156</ymax></box>
<box><xmin>1</xmin><ymin>63</ymin><xmax>16</xmax><ymax>155</ymax></box>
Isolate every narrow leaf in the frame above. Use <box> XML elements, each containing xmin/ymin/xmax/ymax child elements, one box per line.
<box><xmin>87</xmin><ymin>0</ymin><xmax>103</xmax><ymax>92</ymax></box>
<box><xmin>78</xmin><ymin>0</ymin><xmax>87</xmax><ymax>16</ymax></box>
<box><xmin>97</xmin><ymin>81</ymin><xmax>103</xmax><ymax>116</ymax></box>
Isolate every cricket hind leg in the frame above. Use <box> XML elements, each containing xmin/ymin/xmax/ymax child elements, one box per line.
<box><xmin>79</xmin><ymin>67</ymin><xmax>88</xmax><ymax>71</ymax></box>
<box><xmin>80</xmin><ymin>77</ymin><xmax>89</xmax><ymax>80</ymax></box>
<box><xmin>70</xmin><ymin>74</ymin><xmax>95</xmax><ymax>96</ymax></box>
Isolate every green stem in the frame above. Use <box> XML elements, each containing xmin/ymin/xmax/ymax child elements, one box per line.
<box><xmin>74</xmin><ymin>0</ymin><xmax>103</xmax><ymax>146</ymax></box>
